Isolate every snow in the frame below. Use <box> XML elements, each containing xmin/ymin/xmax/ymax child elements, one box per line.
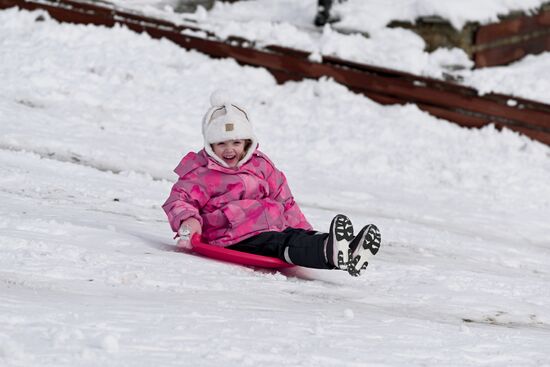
<box><xmin>144</xmin><ymin>0</ymin><xmax>547</xmax><ymax>31</ymax></box>
<box><xmin>1</xmin><ymin>5</ymin><xmax>550</xmax><ymax>367</ymax></box>
<box><xmin>333</xmin><ymin>0</ymin><xmax>548</xmax><ymax>31</ymax></box>
<box><xmin>459</xmin><ymin>52</ymin><xmax>550</xmax><ymax>100</ymax></box>
<box><xmin>109</xmin><ymin>0</ymin><xmax>550</xmax><ymax>103</ymax></box>
<box><xmin>203</xmin><ymin>0</ymin><xmax>550</xmax><ymax>102</ymax></box>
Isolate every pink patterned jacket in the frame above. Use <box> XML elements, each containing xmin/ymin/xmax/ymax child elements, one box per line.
<box><xmin>163</xmin><ymin>149</ymin><xmax>312</xmax><ymax>246</ymax></box>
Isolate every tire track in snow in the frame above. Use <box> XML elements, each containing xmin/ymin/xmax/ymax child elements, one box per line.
<box><xmin>0</xmin><ymin>143</ymin><xmax>166</xmax><ymax>182</ymax></box>
<box><xmin>0</xmin><ymin>145</ymin><xmax>168</xmax><ymax>225</ymax></box>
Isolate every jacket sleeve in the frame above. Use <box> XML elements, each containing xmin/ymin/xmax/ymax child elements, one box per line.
<box><xmin>162</xmin><ymin>172</ymin><xmax>209</xmax><ymax>233</ymax></box>
<box><xmin>267</xmin><ymin>166</ymin><xmax>313</xmax><ymax>231</ymax></box>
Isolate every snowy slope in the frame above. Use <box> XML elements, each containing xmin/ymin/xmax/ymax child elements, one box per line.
<box><xmin>108</xmin><ymin>0</ymin><xmax>550</xmax><ymax>103</ymax></box>
<box><xmin>111</xmin><ymin>0</ymin><xmax>548</xmax><ymax>30</ymax></box>
<box><xmin>1</xmin><ymin>7</ymin><xmax>550</xmax><ymax>367</ymax></box>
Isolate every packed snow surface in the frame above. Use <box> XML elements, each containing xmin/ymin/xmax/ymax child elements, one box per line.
<box><xmin>1</xmin><ymin>7</ymin><xmax>550</xmax><ymax>367</ymax></box>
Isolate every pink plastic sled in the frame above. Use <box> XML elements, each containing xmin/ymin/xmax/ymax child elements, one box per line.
<box><xmin>191</xmin><ymin>234</ymin><xmax>294</xmax><ymax>269</ymax></box>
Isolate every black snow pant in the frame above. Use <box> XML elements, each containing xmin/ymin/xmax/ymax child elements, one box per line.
<box><xmin>227</xmin><ymin>228</ymin><xmax>332</xmax><ymax>269</ymax></box>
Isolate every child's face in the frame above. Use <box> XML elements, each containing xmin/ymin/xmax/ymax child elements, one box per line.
<box><xmin>212</xmin><ymin>139</ymin><xmax>246</xmax><ymax>168</ymax></box>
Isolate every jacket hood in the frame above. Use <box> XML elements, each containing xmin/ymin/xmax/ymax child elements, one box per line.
<box><xmin>174</xmin><ymin>151</ymin><xmax>207</xmax><ymax>177</ymax></box>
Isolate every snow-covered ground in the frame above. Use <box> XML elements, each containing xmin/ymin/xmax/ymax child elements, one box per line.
<box><xmin>1</xmin><ymin>6</ymin><xmax>550</xmax><ymax>367</ymax></box>
<box><xmin>109</xmin><ymin>0</ymin><xmax>550</xmax><ymax>103</ymax></box>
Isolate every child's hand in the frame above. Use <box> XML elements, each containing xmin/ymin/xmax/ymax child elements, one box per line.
<box><xmin>177</xmin><ymin>218</ymin><xmax>202</xmax><ymax>249</ymax></box>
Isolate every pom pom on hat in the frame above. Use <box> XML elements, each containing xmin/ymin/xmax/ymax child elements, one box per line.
<box><xmin>210</xmin><ymin>89</ymin><xmax>231</xmax><ymax>107</ymax></box>
<box><xmin>202</xmin><ymin>90</ymin><xmax>258</xmax><ymax>168</ymax></box>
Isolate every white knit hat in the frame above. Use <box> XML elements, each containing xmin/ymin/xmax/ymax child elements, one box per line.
<box><xmin>202</xmin><ymin>90</ymin><xmax>258</xmax><ymax>168</ymax></box>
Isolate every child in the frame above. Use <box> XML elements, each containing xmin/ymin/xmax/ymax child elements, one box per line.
<box><xmin>163</xmin><ymin>91</ymin><xmax>381</xmax><ymax>276</ymax></box>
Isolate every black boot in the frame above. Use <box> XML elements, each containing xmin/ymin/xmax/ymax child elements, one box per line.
<box><xmin>325</xmin><ymin>214</ymin><xmax>354</xmax><ymax>270</ymax></box>
<box><xmin>347</xmin><ymin>224</ymin><xmax>381</xmax><ymax>276</ymax></box>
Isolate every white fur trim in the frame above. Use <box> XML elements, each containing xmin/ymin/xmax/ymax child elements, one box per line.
<box><xmin>204</xmin><ymin>139</ymin><xmax>258</xmax><ymax>168</ymax></box>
